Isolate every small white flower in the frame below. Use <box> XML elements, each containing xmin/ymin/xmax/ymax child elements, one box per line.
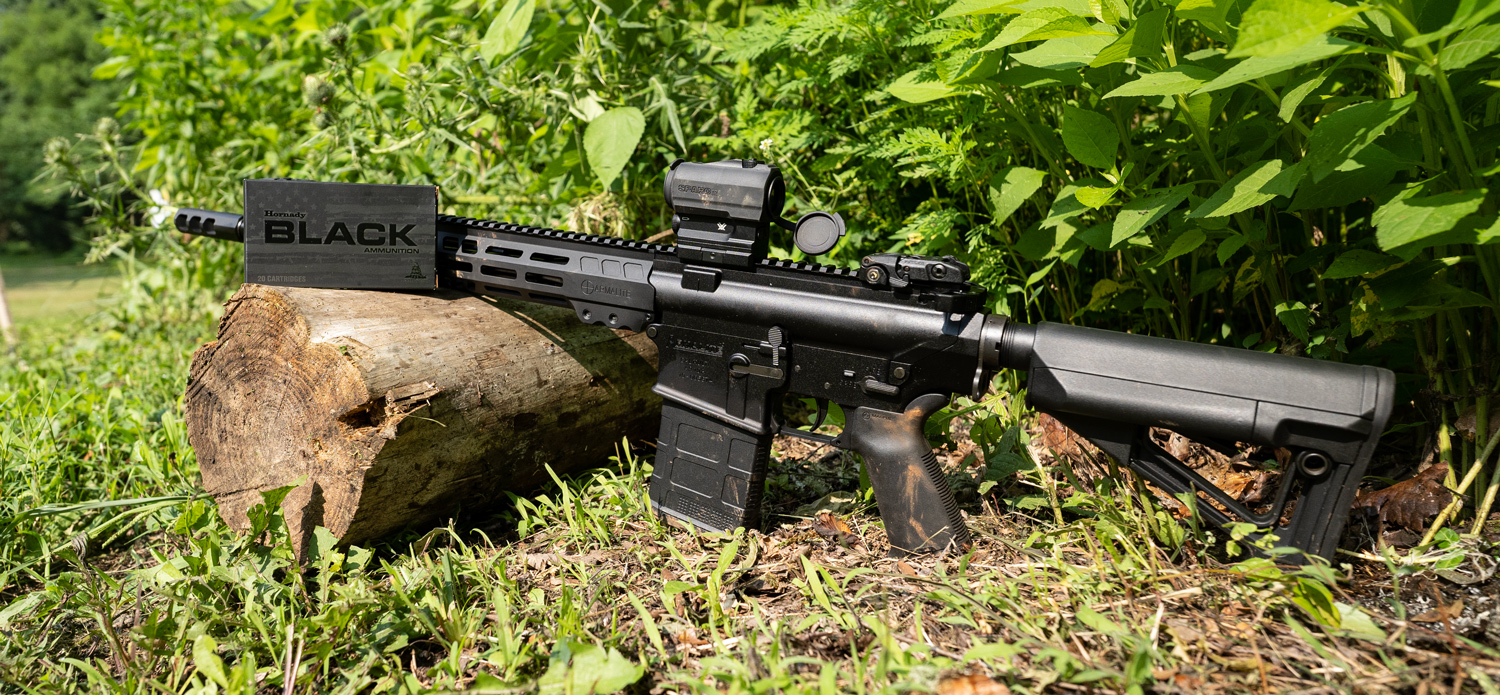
<box><xmin>759</xmin><ymin>138</ymin><xmax>774</xmax><ymax>156</ymax></box>
<box><xmin>148</xmin><ymin>189</ymin><xmax>173</xmax><ymax>228</ymax></box>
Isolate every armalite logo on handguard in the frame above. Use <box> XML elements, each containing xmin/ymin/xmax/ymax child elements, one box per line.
<box><xmin>243</xmin><ymin>179</ymin><xmax>437</xmax><ymax>289</ymax></box>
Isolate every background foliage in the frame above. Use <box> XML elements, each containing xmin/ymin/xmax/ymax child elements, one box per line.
<box><xmin>51</xmin><ymin>0</ymin><xmax>1500</xmax><ymax>530</ymax></box>
<box><xmin>7</xmin><ymin>0</ymin><xmax>1500</xmax><ymax>690</ymax></box>
<box><xmin>0</xmin><ymin>0</ymin><xmax>117</xmax><ymax>253</ymax></box>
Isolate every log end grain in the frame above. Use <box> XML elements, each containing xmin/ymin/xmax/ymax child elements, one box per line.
<box><xmin>186</xmin><ymin>284</ymin><xmax>660</xmax><ymax>554</ymax></box>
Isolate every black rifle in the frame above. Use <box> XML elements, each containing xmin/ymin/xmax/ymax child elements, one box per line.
<box><xmin>174</xmin><ymin>159</ymin><xmax>1394</xmax><ymax>560</ymax></box>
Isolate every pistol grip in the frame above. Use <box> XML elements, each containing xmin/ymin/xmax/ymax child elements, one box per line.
<box><xmin>846</xmin><ymin>394</ymin><xmax>971</xmax><ymax>556</ymax></box>
<box><xmin>650</xmin><ymin>402</ymin><xmax>771</xmax><ymax>533</ymax></box>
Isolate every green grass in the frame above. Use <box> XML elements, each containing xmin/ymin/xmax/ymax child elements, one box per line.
<box><xmin>1</xmin><ymin>309</ymin><xmax>1497</xmax><ymax>694</ymax></box>
<box><xmin>0</xmin><ymin>254</ymin><xmax>120</xmax><ymax>323</ymax></box>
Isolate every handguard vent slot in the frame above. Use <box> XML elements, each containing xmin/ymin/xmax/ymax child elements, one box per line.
<box><xmin>439</xmin><ymin>259</ymin><xmax>473</xmax><ymax>272</ymax></box>
<box><xmin>487</xmin><ymin>246</ymin><xmax>522</xmax><ymax>258</ymax></box>
<box><xmin>441</xmin><ymin>236</ymin><xmax>462</xmax><ymax>251</ymax></box>
<box><xmin>461</xmin><ymin>239</ymin><xmax>478</xmax><ymax>254</ymax></box>
<box><xmin>525</xmin><ymin>272</ymin><xmax>564</xmax><ymax>287</ymax></box>
<box><xmin>480</xmin><ymin>265</ymin><xmax>517</xmax><ymax>279</ymax></box>
<box><xmin>530</xmin><ymin>252</ymin><xmax>570</xmax><ymax>265</ymax></box>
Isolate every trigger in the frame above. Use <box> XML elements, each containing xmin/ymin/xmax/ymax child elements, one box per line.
<box><xmin>809</xmin><ymin>398</ymin><xmax>829</xmax><ymax>431</ymax></box>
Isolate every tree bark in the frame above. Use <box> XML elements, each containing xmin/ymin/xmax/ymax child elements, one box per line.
<box><xmin>185</xmin><ymin>284</ymin><xmax>660</xmax><ymax>554</ymax></box>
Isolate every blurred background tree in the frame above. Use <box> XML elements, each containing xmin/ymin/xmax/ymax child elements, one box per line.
<box><xmin>0</xmin><ymin>0</ymin><xmax>117</xmax><ymax>254</ymax></box>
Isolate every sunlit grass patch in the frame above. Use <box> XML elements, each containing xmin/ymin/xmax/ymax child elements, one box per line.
<box><xmin>0</xmin><ymin>294</ymin><xmax>1496</xmax><ymax>694</ymax></box>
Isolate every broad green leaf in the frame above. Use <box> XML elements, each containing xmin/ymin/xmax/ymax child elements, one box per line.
<box><xmin>996</xmin><ymin>64</ymin><xmax>1085</xmax><ymax>87</ymax></box>
<box><xmin>1230</xmin><ymin>0</ymin><xmax>1368</xmax><ymax>58</ymax></box>
<box><xmin>938</xmin><ymin>0</ymin><xmax>1023</xmax><ymax>19</ymax></box>
<box><xmin>1374</xmin><ymin>186</ymin><xmax>1487</xmax><ymax>253</ymax></box>
<box><xmin>1104</xmin><ymin>65</ymin><xmax>1220</xmax><ymax>98</ymax></box>
<box><xmin>1158</xmin><ymin>228</ymin><xmax>1208</xmax><ymax>264</ymax></box>
<box><xmin>1453</xmin><ymin>0</ymin><xmax>1500</xmax><ymax>32</ymax></box>
<box><xmin>988</xmin><ymin>167</ymin><xmax>1049</xmax><ymax>226</ymax></box>
<box><xmin>1233</xmin><ymin>256</ymin><xmax>1264</xmax><ymax>303</ymax></box>
<box><xmin>1042</xmin><ymin>178</ymin><xmax>1107</xmax><ymax>227</ymax></box>
<box><xmin>1191</xmin><ymin>268</ymin><xmax>1228</xmax><ymax>296</ymax></box>
<box><xmin>1323</xmin><ymin>249</ymin><xmax>1399</xmax><ymax>279</ymax></box>
<box><xmin>888</xmin><ymin>70</ymin><xmax>955</xmax><ymax>103</ymax></box>
<box><xmin>480</xmin><ymin>0</ymin><xmax>536</xmax><ymax>63</ymax></box>
<box><xmin>1481</xmin><ymin>215</ymin><xmax>1500</xmax><ymax>244</ymax></box>
<box><xmin>1381</xmin><ymin>206</ymin><xmax>1500</xmax><ymax>258</ymax></box>
<box><xmin>583</xmin><ymin>107</ymin><xmax>645</xmax><ymax>190</ymax></box>
<box><xmin>1438</xmin><ymin>23</ymin><xmax>1500</xmax><ymax>72</ymax></box>
<box><xmin>1090</xmin><ymin>8</ymin><xmax>1168</xmax><ymax>67</ymax></box>
<box><xmin>1011</xmin><ymin>0</ymin><xmax>1093</xmax><ymax>16</ymax></box>
<box><xmin>1075</xmin><ymin>185</ymin><xmax>1117</xmax><ymax>208</ymax></box>
<box><xmin>570</xmin><ymin>645</ymin><xmax>644</xmax><ymax>693</ymax></box>
<box><xmin>1062</xmin><ymin>106</ymin><xmax>1118</xmax><ymax>169</ymax></box>
<box><xmin>1089</xmin><ymin>0</ymin><xmax>1128</xmax><ymax>25</ymax></box>
<box><xmin>308</xmin><ymin>526</ymin><xmax>339</xmax><ymax>567</ymax></box>
<box><xmin>1405</xmin><ymin>0</ymin><xmax>1500</xmax><ymax>48</ymax></box>
<box><xmin>1194</xmin><ymin>37</ymin><xmax>1356</xmax><ymax>93</ymax></box>
<box><xmin>1189</xmin><ymin>160</ymin><xmax>1302</xmax><ymax>217</ymax></box>
<box><xmin>1335</xmin><ymin>603</ymin><xmax>1387</xmax><ymax>642</ymax></box>
<box><xmin>1275</xmin><ymin>300</ymin><xmax>1312</xmax><ymax>343</ymax></box>
<box><xmin>539</xmin><ymin>640</ymin><xmax>644</xmax><ymax>695</ymax></box>
<box><xmin>979</xmin><ymin>8</ymin><xmax>1111</xmax><ymax>51</ymax></box>
<box><xmin>1077</xmin><ymin>606</ymin><xmax>1125</xmax><ymax>634</ymax></box>
<box><xmin>1290</xmin><ymin>144</ymin><xmax>1404</xmax><ymax>210</ymax></box>
<box><xmin>662</xmin><ymin>580</ymin><xmax>701</xmax><ymax>594</ymax></box>
<box><xmin>1181</xmin><ymin>91</ymin><xmax>1227</xmax><ymax>143</ymax></box>
<box><xmin>1112</xmin><ymin>184</ymin><xmax>1193</xmax><ymax>246</ymax></box>
<box><xmin>1177</xmin><ymin>0</ymin><xmax>1233</xmax><ymax>33</ymax></box>
<box><xmin>1013</xmin><ymin>35</ymin><xmax>1118</xmax><ymax>69</ymax></box>
<box><xmin>1076</xmin><ymin>222</ymin><xmax>1113</xmax><ymax>249</ymax></box>
<box><xmin>948</xmin><ymin>51</ymin><xmax>1005</xmax><ymax>84</ymax></box>
<box><xmin>1026</xmin><ymin>259</ymin><xmax>1059</xmax><ymax>286</ymax></box>
<box><xmin>1304</xmin><ymin>93</ymin><xmax>1416</xmax><ymax>182</ymax></box>
<box><xmin>1279</xmin><ymin>69</ymin><xmax>1329</xmax><ymax>121</ymax></box>
<box><xmin>92</xmin><ymin>56</ymin><xmax>130</xmax><ymax>80</ymax></box>
<box><xmin>193</xmin><ymin>635</ymin><xmax>228</xmax><ymax>687</ymax></box>
<box><xmin>1217</xmin><ymin>233</ymin><xmax>1247</xmax><ymax>263</ymax></box>
<box><xmin>1015</xmin><ymin>225</ymin><xmax>1060</xmax><ymax>260</ymax></box>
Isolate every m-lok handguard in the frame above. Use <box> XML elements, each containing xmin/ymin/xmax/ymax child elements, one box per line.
<box><xmin>175</xmin><ymin>160</ymin><xmax>1395</xmax><ymax>561</ymax></box>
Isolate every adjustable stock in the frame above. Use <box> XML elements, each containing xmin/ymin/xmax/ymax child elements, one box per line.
<box><xmin>993</xmin><ymin>321</ymin><xmax>1395</xmax><ymax>562</ymax></box>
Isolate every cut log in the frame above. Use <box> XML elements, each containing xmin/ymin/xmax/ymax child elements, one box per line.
<box><xmin>185</xmin><ymin>284</ymin><xmax>660</xmax><ymax>553</ymax></box>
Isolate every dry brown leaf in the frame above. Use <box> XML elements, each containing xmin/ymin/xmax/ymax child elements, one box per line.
<box><xmin>1240</xmin><ymin>471</ymin><xmax>1273</xmax><ymax>505</ymax></box>
<box><xmin>524</xmin><ymin>553</ymin><xmax>558</xmax><ymax>569</ymax></box>
<box><xmin>1036</xmin><ymin>413</ymin><xmax>1088</xmax><ymax>458</ymax></box>
<box><xmin>936</xmin><ymin>674</ymin><xmax>1011</xmax><ymax>695</ymax></box>
<box><xmin>812</xmin><ymin>511</ymin><xmax>860</xmax><ymax>545</ymax></box>
<box><xmin>896</xmin><ymin>560</ymin><xmax>920</xmax><ymax>577</ymax></box>
<box><xmin>1456</xmin><ymin>407</ymin><xmax>1500</xmax><ymax>441</ymax></box>
<box><xmin>1165</xmin><ymin>621</ymin><xmax>1205</xmax><ymax>643</ymax></box>
<box><xmin>675</xmin><ymin>630</ymin><xmax>708</xmax><ymax>646</ymax></box>
<box><xmin>1209</xmin><ymin>654</ymin><xmax>1263</xmax><ymax>672</ymax></box>
<box><xmin>1409</xmin><ymin>599</ymin><xmax>1464</xmax><ymax>623</ymax></box>
<box><xmin>1353</xmin><ymin>463</ymin><xmax>1456</xmax><ymax>532</ymax></box>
